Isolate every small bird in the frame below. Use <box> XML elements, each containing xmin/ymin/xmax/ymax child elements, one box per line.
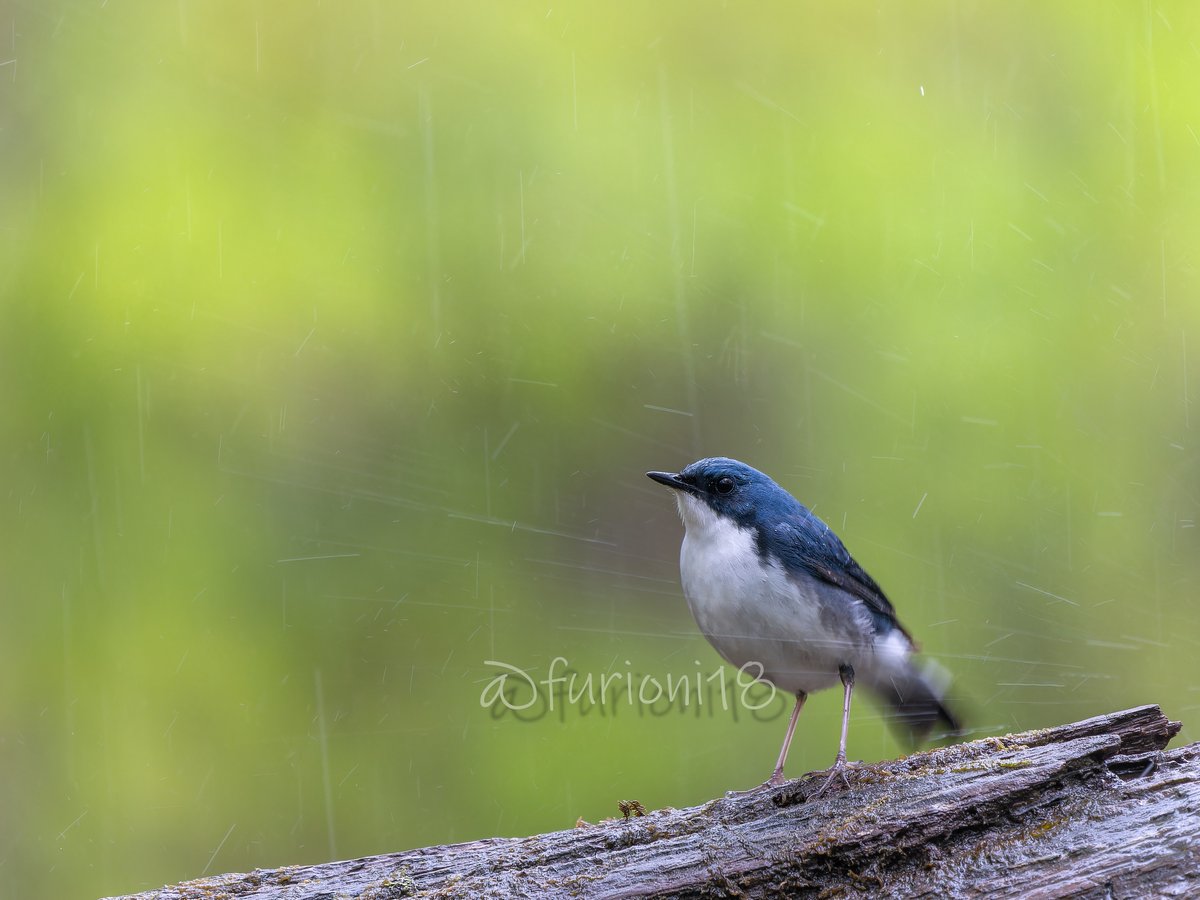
<box><xmin>647</xmin><ymin>457</ymin><xmax>959</xmax><ymax>793</ymax></box>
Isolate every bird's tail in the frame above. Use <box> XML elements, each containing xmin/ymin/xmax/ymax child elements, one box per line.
<box><xmin>868</xmin><ymin>656</ymin><xmax>962</xmax><ymax>744</ymax></box>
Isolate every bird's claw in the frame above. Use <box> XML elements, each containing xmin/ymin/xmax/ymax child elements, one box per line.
<box><xmin>724</xmin><ymin>768</ymin><xmax>792</xmax><ymax>798</ymax></box>
<box><xmin>724</xmin><ymin>785</ymin><xmax>761</xmax><ymax>799</ymax></box>
<box><xmin>805</xmin><ymin>759</ymin><xmax>859</xmax><ymax>799</ymax></box>
<box><xmin>725</xmin><ymin>761</ymin><xmax>863</xmax><ymax>800</ymax></box>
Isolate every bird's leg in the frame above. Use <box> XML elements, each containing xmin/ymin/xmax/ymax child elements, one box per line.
<box><xmin>810</xmin><ymin>664</ymin><xmax>855</xmax><ymax>798</ymax></box>
<box><xmin>768</xmin><ymin>691</ymin><xmax>807</xmax><ymax>786</ymax></box>
<box><xmin>833</xmin><ymin>664</ymin><xmax>854</xmax><ymax>769</ymax></box>
<box><xmin>725</xmin><ymin>691</ymin><xmax>806</xmax><ymax>796</ymax></box>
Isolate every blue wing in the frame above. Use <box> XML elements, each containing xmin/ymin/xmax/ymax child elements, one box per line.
<box><xmin>764</xmin><ymin>509</ymin><xmax>913</xmax><ymax>643</ymax></box>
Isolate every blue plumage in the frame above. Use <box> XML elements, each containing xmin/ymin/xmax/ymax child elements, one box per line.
<box><xmin>648</xmin><ymin>456</ymin><xmax>959</xmax><ymax>793</ymax></box>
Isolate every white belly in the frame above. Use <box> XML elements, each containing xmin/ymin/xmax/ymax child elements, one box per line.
<box><xmin>675</xmin><ymin>494</ymin><xmax>882</xmax><ymax>695</ymax></box>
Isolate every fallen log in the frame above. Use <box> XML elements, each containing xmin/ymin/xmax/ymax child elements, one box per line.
<box><xmin>104</xmin><ymin>705</ymin><xmax>1196</xmax><ymax>899</ymax></box>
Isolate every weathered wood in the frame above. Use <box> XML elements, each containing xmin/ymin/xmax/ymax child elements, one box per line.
<box><xmin>104</xmin><ymin>705</ymin><xmax>1196</xmax><ymax>899</ymax></box>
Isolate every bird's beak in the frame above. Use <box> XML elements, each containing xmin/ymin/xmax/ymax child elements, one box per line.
<box><xmin>646</xmin><ymin>471</ymin><xmax>698</xmax><ymax>494</ymax></box>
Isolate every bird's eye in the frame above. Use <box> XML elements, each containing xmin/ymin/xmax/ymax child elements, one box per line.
<box><xmin>715</xmin><ymin>476</ymin><xmax>735</xmax><ymax>495</ymax></box>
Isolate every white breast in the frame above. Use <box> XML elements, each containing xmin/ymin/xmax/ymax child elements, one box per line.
<box><xmin>674</xmin><ymin>492</ymin><xmax>879</xmax><ymax>695</ymax></box>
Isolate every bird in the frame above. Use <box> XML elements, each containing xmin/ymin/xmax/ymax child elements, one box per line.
<box><xmin>647</xmin><ymin>457</ymin><xmax>960</xmax><ymax>794</ymax></box>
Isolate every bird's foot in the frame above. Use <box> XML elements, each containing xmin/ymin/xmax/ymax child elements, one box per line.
<box><xmin>724</xmin><ymin>768</ymin><xmax>788</xmax><ymax>798</ymax></box>
<box><xmin>804</xmin><ymin>758</ymin><xmax>859</xmax><ymax>799</ymax></box>
<box><xmin>724</xmin><ymin>783</ymin><xmax>768</xmax><ymax>798</ymax></box>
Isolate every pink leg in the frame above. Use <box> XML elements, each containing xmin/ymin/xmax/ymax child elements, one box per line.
<box><xmin>811</xmin><ymin>665</ymin><xmax>855</xmax><ymax>798</ymax></box>
<box><xmin>769</xmin><ymin>692</ymin><xmax>808</xmax><ymax>786</ymax></box>
<box><xmin>726</xmin><ymin>691</ymin><xmax>808</xmax><ymax>795</ymax></box>
<box><xmin>833</xmin><ymin>668</ymin><xmax>853</xmax><ymax>766</ymax></box>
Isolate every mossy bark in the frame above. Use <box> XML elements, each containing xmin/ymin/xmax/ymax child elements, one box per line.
<box><xmin>103</xmin><ymin>705</ymin><xmax>1196</xmax><ymax>900</ymax></box>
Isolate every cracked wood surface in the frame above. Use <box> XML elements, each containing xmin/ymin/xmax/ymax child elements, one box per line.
<box><xmin>103</xmin><ymin>705</ymin><xmax>1195</xmax><ymax>900</ymax></box>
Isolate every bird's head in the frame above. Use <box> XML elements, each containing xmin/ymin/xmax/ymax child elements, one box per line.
<box><xmin>647</xmin><ymin>457</ymin><xmax>794</xmax><ymax>531</ymax></box>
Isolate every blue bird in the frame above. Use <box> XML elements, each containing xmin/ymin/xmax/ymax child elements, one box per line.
<box><xmin>647</xmin><ymin>457</ymin><xmax>959</xmax><ymax>793</ymax></box>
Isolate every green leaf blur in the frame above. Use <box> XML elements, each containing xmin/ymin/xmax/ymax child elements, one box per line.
<box><xmin>3</xmin><ymin>3</ymin><xmax>1198</xmax><ymax>898</ymax></box>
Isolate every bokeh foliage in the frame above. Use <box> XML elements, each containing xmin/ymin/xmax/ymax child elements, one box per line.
<box><xmin>3</xmin><ymin>2</ymin><xmax>1199</xmax><ymax>897</ymax></box>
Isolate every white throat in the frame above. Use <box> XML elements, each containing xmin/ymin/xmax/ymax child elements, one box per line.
<box><xmin>674</xmin><ymin>491</ymin><xmax>724</xmax><ymax>535</ymax></box>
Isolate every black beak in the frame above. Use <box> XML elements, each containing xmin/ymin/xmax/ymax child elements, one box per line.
<box><xmin>646</xmin><ymin>471</ymin><xmax>697</xmax><ymax>494</ymax></box>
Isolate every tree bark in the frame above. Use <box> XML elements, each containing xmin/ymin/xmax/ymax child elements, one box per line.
<box><xmin>103</xmin><ymin>705</ymin><xmax>1196</xmax><ymax>899</ymax></box>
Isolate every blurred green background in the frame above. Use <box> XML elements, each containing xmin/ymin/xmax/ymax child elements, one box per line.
<box><xmin>3</xmin><ymin>2</ymin><xmax>1199</xmax><ymax>897</ymax></box>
